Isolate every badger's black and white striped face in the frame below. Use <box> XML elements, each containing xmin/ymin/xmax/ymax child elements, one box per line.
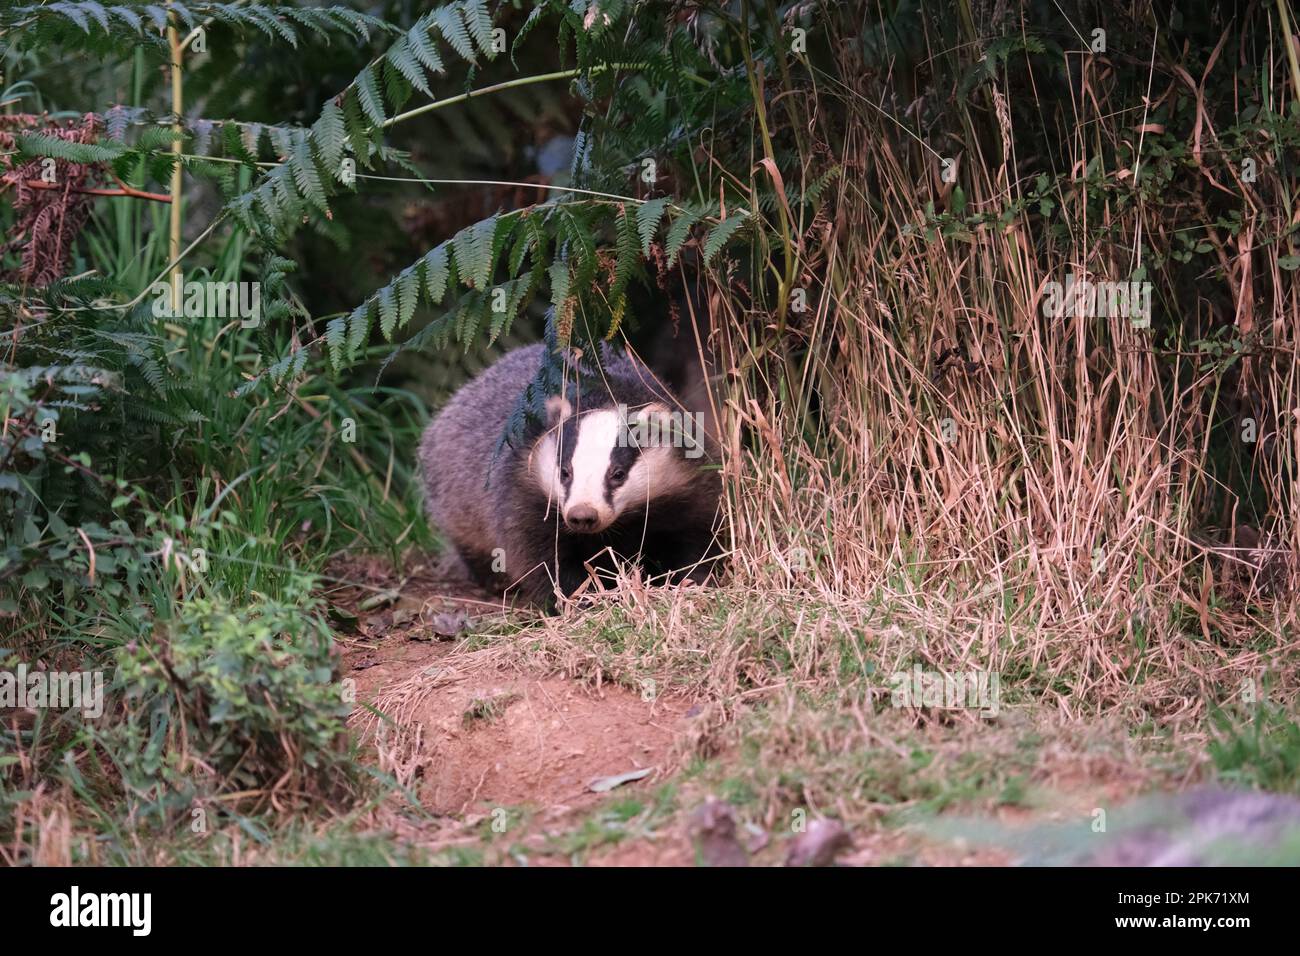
<box><xmin>531</xmin><ymin>398</ymin><xmax>694</xmax><ymax>534</ymax></box>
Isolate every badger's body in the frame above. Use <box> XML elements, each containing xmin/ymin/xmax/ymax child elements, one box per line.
<box><xmin>419</xmin><ymin>343</ymin><xmax>723</xmax><ymax>606</ymax></box>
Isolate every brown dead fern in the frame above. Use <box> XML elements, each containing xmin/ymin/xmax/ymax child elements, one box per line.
<box><xmin>0</xmin><ymin>113</ymin><xmax>103</xmax><ymax>288</ymax></box>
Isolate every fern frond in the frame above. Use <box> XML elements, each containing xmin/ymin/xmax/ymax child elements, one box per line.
<box><xmin>549</xmin><ymin>259</ymin><xmax>574</xmax><ymax>343</ymax></box>
<box><xmin>395</xmin><ymin>268</ymin><xmax>420</xmax><ymax>332</ymax></box>
<box><xmin>288</xmin><ymin>134</ymin><xmax>327</xmax><ymax>213</ymax></box>
<box><xmin>422</xmin><ymin>243</ymin><xmax>451</xmax><ymax>304</ymax></box>
<box><xmin>635</xmin><ymin>197</ymin><xmax>670</xmax><ymax>255</ymax></box>
<box><xmin>703</xmin><ymin>210</ymin><xmax>749</xmax><ymax>264</ymax></box>
<box><xmin>13</xmin><ymin>133</ymin><xmax>127</xmax><ymax>164</ymax></box>
<box><xmin>313</xmin><ymin>99</ymin><xmax>348</xmax><ymax>173</ymax></box>
<box><xmin>666</xmin><ymin>202</ymin><xmax>708</xmax><ymax>265</ymax></box>
<box><xmin>355</xmin><ymin>63</ymin><xmax>387</xmax><ymax>127</ymax></box>
<box><xmin>222</xmin><ymin>2</ymin><xmax>512</xmax><ymax>238</ymax></box>
<box><xmin>2</xmin><ymin>3</ymin><xmax>395</xmax><ymax>53</ymax></box>
<box><xmin>432</xmin><ymin>4</ymin><xmax>477</xmax><ymax>63</ymax></box>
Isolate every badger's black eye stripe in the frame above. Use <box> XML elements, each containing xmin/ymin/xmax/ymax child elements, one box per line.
<box><xmin>610</xmin><ymin>444</ymin><xmax>640</xmax><ymax>469</ymax></box>
<box><xmin>556</xmin><ymin>419</ymin><xmax>579</xmax><ymax>488</ymax></box>
<box><xmin>608</xmin><ymin>446</ymin><xmax>639</xmax><ymax>481</ymax></box>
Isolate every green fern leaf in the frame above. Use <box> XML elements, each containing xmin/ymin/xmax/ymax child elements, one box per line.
<box><xmin>377</xmin><ymin>286</ymin><xmax>398</xmax><ymax>340</ymax></box>
<box><xmin>168</xmin><ymin>2</ymin><xmax>196</xmax><ymax>30</ymax></box>
<box><xmin>549</xmin><ymin>259</ymin><xmax>573</xmax><ymax>343</ymax></box>
<box><xmin>109</xmin><ymin>6</ymin><xmax>143</xmax><ymax>31</ymax></box>
<box><xmin>320</xmin><ymin>7</ymin><xmax>387</xmax><ymax>42</ymax></box>
<box><xmin>290</xmin><ymin>135</ymin><xmax>327</xmax><ymax>212</ymax></box>
<box><xmin>143</xmin><ymin>4</ymin><xmax>169</xmax><ymax>32</ymax></box>
<box><xmin>451</xmin><ymin>217</ymin><xmax>496</xmax><ymax>290</ymax></box>
<box><xmin>509</xmin><ymin>213</ymin><xmax>548</xmax><ymax>276</ymax></box>
<box><xmin>314</xmin><ymin>99</ymin><xmax>347</xmax><ymax>172</ymax></box>
<box><xmin>346</xmin><ymin>299</ymin><xmax>373</xmax><ymax>358</ymax></box>
<box><xmin>396</xmin><ymin>268</ymin><xmax>419</xmax><ymax>331</ymax></box>
<box><xmin>490</xmin><ymin>215</ymin><xmax>518</xmax><ymax>261</ymax></box>
<box><xmin>461</xmin><ymin>0</ymin><xmax>496</xmax><ymax>57</ymax></box>
<box><xmin>50</xmin><ymin>2</ymin><xmax>91</xmax><ymax>32</ymax></box>
<box><xmin>269</xmin><ymin>125</ymin><xmax>294</xmax><ymax>159</ymax></box>
<box><xmin>557</xmin><ymin>207</ymin><xmax>596</xmax><ymax>284</ymax></box>
<box><xmin>356</xmin><ymin>63</ymin><xmax>387</xmax><ymax>127</ymax></box>
<box><xmin>666</xmin><ymin>203</ymin><xmax>706</xmax><ymax>265</ymax></box>
<box><xmin>489</xmin><ymin>274</ymin><xmax>532</xmax><ymax>344</ymax></box>
<box><xmin>434</xmin><ymin>5</ymin><xmax>477</xmax><ymax>62</ymax></box>
<box><xmin>240</xmin><ymin>122</ymin><xmax>264</xmax><ymax>158</ymax></box>
<box><xmin>341</xmin><ymin>89</ymin><xmax>372</xmax><ymax>163</ymax></box>
<box><xmin>386</xmin><ymin>35</ymin><xmax>432</xmax><ymax>97</ymax></box>
<box><xmin>408</xmin><ymin>16</ymin><xmax>445</xmax><ymax>74</ymax></box>
<box><xmin>324</xmin><ymin>316</ymin><xmax>347</xmax><ymax>369</ymax></box>
<box><xmin>269</xmin><ymin>164</ymin><xmax>303</xmax><ymax>225</ymax></box>
<box><xmin>246</xmin><ymin>7</ymin><xmax>298</xmax><ymax>47</ymax></box>
<box><xmin>421</xmin><ymin>243</ymin><xmax>450</xmax><ymax>303</ymax></box>
<box><xmin>14</xmin><ymin>133</ymin><xmax>126</xmax><ymax>163</ymax></box>
<box><xmin>455</xmin><ymin>294</ymin><xmax>485</xmax><ymax>351</ymax></box>
<box><xmin>81</xmin><ymin>1</ymin><xmax>111</xmax><ymax>32</ymax></box>
<box><xmin>635</xmin><ymin>197</ymin><xmax>670</xmax><ymax>255</ymax></box>
<box><xmin>229</xmin><ymin>192</ymin><xmax>257</xmax><ymax>230</ymax></box>
<box><xmin>606</xmin><ymin>208</ymin><xmax>641</xmax><ymax>339</ymax></box>
<box><xmin>703</xmin><ymin>210</ymin><xmax>749</xmax><ymax>264</ymax></box>
<box><xmin>251</xmin><ymin>182</ymin><xmax>279</xmax><ymax>226</ymax></box>
<box><xmin>512</xmin><ymin>4</ymin><xmax>547</xmax><ymax>63</ymax></box>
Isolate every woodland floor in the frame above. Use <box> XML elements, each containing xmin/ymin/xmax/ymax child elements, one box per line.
<box><xmin>320</xmin><ymin>557</ymin><xmax>1201</xmax><ymax>867</ymax></box>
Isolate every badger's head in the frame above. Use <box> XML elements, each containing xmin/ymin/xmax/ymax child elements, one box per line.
<box><xmin>530</xmin><ymin>395</ymin><xmax>701</xmax><ymax>534</ymax></box>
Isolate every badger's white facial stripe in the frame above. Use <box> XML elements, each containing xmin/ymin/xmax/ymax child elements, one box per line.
<box><xmin>564</xmin><ymin>409</ymin><xmax>621</xmax><ymax>528</ymax></box>
<box><xmin>611</xmin><ymin>444</ymin><xmax>692</xmax><ymax>515</ymax></box>
<box><xmin>530</xmin><ymin>431</ymin><xmax>563</xmax><ymax>504</ymax></box>
<box><xmin>612</xmin><ymin>406</ymin><xmax>694</xmax><ymax>513</ymax></box>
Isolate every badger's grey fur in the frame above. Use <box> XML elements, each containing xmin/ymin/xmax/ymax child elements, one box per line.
<box><xmin>419</xmin><ymin>343</ymin><xmax>723</xmax><ymax>607</ymax></box>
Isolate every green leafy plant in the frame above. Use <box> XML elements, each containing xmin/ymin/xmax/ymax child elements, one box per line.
<box><xmin>113</xmin><ymin>579</ymin><xmax>353</xmax><ymax>800</ymax></box>
<box><xmin>1210</xmin><ymin>702</ymin><xmax>1300</xmax><ymax>795</ymax></box>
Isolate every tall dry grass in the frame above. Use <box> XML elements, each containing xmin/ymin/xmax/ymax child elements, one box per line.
<box><xmin>696</xmin><ymin>1</ymin><xmax>1300</xmax><ymax>719</ymax></box>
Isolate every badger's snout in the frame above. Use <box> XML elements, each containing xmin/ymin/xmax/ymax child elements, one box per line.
<box><xmin>564</xmin><ymin>504</ymin><xmax>603</xmax><ymax>533</ymax></box>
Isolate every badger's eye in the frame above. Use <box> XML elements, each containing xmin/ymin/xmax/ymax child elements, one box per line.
<box><xmin>559</xmin><ymin>465</ymin><xmax>572</xmax><ymax>482</ymax></box>
<box><xmin>609</xmin><ymin>467</ymin><xmax>627</xmax><ymax>483</ymax></box>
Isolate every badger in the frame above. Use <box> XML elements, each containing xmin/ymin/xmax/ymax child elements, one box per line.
<box><xmin>419</xmin><ymin>343</ymin><xmax>723</xmax><ymax>607</ymax></box>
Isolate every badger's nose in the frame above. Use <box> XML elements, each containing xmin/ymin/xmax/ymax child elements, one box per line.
<box><xmin>564</xmin><ymin>505</ymin><xmax>601</xmax><ymax>533</ymax></box>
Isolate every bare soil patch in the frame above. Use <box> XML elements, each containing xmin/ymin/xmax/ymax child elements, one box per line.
<box><xmin>368</xmin><ymin>668</ymin><xmax>686</xmax><ymax>815</ymax></box>
<box><xmin>331</xmin><ymin>559</ymin><xmax>690</xmax><ymax>821</ymax></box>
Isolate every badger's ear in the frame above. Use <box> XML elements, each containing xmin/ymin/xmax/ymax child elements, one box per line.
<box><xmin>628</xmin><ymin>402</ymin><xmax>674</xmax><ymax>447</ymax></box>
<box><xmin>632</xmin><ymin>402</ymin><xmax>673</xmax><ymax>428</ymax></box>
<box><xmin>545</xmin><ymin>395</ymin><xmax>573</xmax><ymax>427</ymax></box>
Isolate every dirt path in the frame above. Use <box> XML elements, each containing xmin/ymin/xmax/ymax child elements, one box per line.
<box><xmin>326</xmin><ymin>557</ymin><xmax>702</xmax><ymax>861</ymax></box>
<box><xmin>324</xmin><ymin>557</ymin><xmax>1178</xmax><ymax>866</ymax></box>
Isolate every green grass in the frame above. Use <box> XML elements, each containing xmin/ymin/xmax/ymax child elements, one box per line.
<box><xmin>1210</xmin><ymin>702</ymin><xmax>1300</xmax><ymax>795</ymax></box>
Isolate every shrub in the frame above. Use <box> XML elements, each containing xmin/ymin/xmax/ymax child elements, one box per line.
<box><xmin>113</xmin><ymin>580</ymin><xmax>354</xmax><ymax>805</ymax></box>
